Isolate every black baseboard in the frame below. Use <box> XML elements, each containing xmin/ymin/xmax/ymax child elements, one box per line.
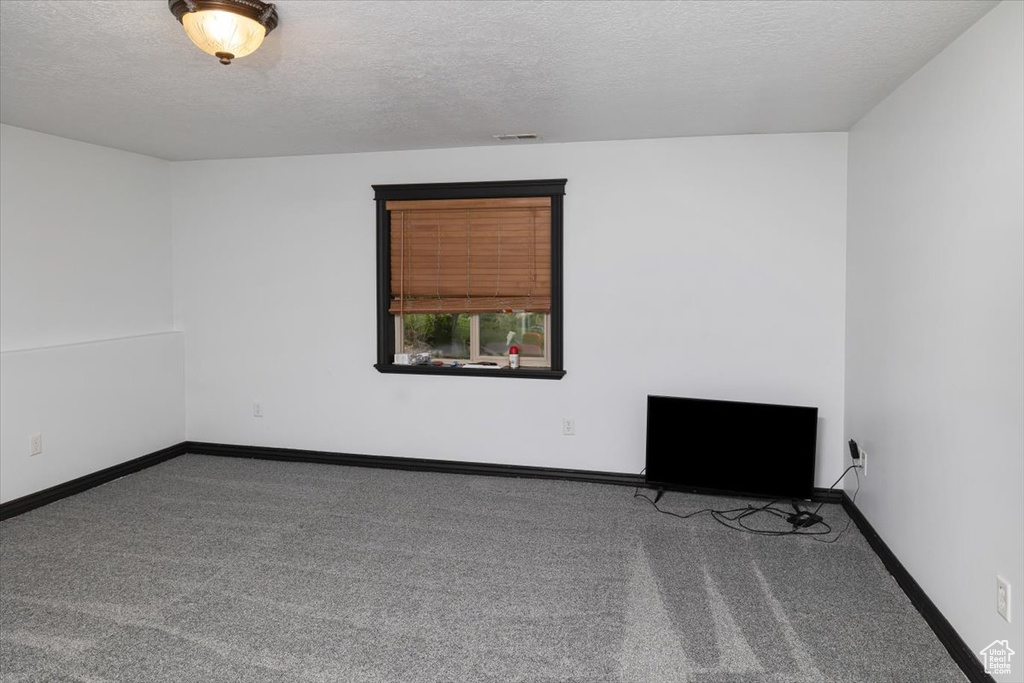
<box><xmin>185</xmin><ymin>441</ymin><xmax>845</xmax><ymax>503</ymax></box>
<box><xmin>0</xmin><ymin>442</ymin><xmax>188</xmax><ymax>521</ymax></box>
<box><xmin>812</xmin><ymin>488</ymin><xmax>845</xmax><ymax>503</ymax></box>
<box><xmin>0</xmin><ymin>437</ymin><xmax>845</xmax><ymax>517</ymax></box>
<box><xmin>841</xmin><ymin>492</ymin><xmax>993</xmax><ymax>683</ymax></box>
<box><xmin>185</xmin><ymin>441</ymin><xmax>647</xmax><ymax>487</ymax></box>
<box><xmin>0</xmin><ymin>439</ymin><xmax>843</xmax><ymax>521</ymax></box>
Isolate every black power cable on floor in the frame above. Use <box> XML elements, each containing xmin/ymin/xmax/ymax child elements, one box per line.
<box><xmin>633</xmin><ymin>465</ymin><xmax>861</xmax><ymax>541</ymax></box>
<box><xmin>811</xmin><ymin>465</ymin><xmax>860</xmax><ymax>544</ymax></box>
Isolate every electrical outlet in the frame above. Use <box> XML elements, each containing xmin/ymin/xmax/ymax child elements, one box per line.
<box><xmin>29</xmin><ymin>432</ymin><xmax>42</xmax><ymax>456</ymax></box>
<box><xmin>562</xmin><ymin>417</ymin><xmax>575</xmax><ymax>436</ymax></box>
<box><xmin>859</xmin><ymin>448</ymin><xmax>867</xmax><ymax>477</ymax></box>
<box><xmin>253</xmin><ymin>401</ymin><xmax>263</xmax><ymax>418</ymax></box>
<box><xmin>997</xmin><ymin>575</ymin><xmax>1011</xmax><ymax>623</ymax></box>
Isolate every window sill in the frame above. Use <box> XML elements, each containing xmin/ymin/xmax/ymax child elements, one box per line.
<box><xmin>374</xmin><ymin>364</ymin><xmax>566</xmax><ymax>380</ymax></box>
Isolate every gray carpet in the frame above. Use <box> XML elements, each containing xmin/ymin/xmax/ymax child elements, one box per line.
<box><xmin>0</xmin><ymin>455</ymin><xmax>966</xmax><ymax>683</ymax></box>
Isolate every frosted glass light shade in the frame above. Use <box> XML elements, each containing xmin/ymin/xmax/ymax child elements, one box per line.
<box><xmin>181</xmin><ymin>9</ymin><xmax>266</xmax><ymax>63</ymax></box>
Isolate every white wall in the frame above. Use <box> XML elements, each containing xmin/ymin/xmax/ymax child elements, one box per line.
<box><xmin>846</xmin><ymin>0</ymin><xmax>1023</xmax><ymax>672</ymax></box>
<box><xmin>0</xmin><ymin>125</ymin><xmax>184</xmax><ymax>502</ymax></box>
<box><xmin>0</xmin><ymin>333</ymin><xmax>185</xmax><ymax>502</ymax></box>
<box><xmin>1</xmin><ymin>125</ymin><xmax>173</xmax><ymax>351</ymax></box>
<box><xmin>173</xmin><ymin>133</ymin><xmax>848</xmax><ymax>486</ymax></box>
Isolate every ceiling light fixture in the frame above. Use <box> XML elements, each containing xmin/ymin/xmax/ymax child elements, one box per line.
<box><xmin>168</xmin><ymin>0</ymin><xmax>278</xmax><ymax>65</ymax></box>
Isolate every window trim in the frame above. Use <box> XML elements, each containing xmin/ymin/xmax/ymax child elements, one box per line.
<box><xmin>373</xmin><ymin>179</ymin><xmax>566</xmax><ymax>379</ymax></box>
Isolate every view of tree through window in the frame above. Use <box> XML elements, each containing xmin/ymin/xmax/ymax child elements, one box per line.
<box><xmin>479</xmin><ymin>312</ymin><xmax>546</xmax><ymax>357</ymax></box>
<box><xmin>402</xmin><ymin>314</ymin><xmax>470</xmax><ymax>359</ymax></box>
<box><xmin>401</xmin><ymin>312</ymin><xmax>546</xmax><ymax>360</ymax></box>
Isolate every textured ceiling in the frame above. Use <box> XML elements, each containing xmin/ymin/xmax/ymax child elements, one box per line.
<box><xmin>0</xmin><ymin>0</ymin><xmax>998</xmax><ymax>161</ymax></box>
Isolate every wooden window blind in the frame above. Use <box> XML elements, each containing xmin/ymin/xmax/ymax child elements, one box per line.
<box><xmin>388</xmin><ymin>197</ymin><xmax>551</xmax><ymax>315</ymax></box>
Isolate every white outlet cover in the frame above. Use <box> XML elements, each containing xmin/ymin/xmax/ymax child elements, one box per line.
<box><xmin>997</xmin><ymin>575</ymin><xmax>1011</xmax><ymax>623</ymax></box>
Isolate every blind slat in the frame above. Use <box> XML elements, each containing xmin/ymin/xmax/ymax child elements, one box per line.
<box><xmin>389</xmin><ymin>297</ymin><xmax>551</xmax><ymax>315</ymax></box>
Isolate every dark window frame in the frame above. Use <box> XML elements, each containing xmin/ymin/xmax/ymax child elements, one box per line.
<box><xmin>373</xmin><ymin>179</ymin><xmax>567</xmax><ymax>380</ymax></box>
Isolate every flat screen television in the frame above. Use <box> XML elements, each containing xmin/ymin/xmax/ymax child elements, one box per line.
<box><xmin>645</xmin><ymin>395</ymin><xmax>818</xmax><ymax>500</ymax></box>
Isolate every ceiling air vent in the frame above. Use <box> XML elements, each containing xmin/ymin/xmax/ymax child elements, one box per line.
<box><xmin>493</xmin><ymin>133</ymin><xmax>539</xmax><ymax>141</ymax></box>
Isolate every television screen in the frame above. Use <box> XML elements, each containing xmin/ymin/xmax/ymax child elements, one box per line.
<box><xmin>645</xmin><ymin>395</ymin><xmax>818</xmax><ymax>500</ymax></box>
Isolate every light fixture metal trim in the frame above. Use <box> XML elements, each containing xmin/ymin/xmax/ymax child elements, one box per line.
<box><xmin>493</xmin><ymin>134</ymin><xmax>540</xmax><ymax>141</ymax></box>
<box><xmin>169</xmin><ymin>0</ymin><xmax>279</xmax><ymax>65</ymax></box>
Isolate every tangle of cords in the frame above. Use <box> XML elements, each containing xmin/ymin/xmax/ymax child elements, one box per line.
<box><xmin>633</xmin><ymin>465</ymin><xmax>861</xmax><ymax>541</ymax></box>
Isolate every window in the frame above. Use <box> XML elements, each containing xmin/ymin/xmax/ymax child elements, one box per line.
<box><xmin>398</xmin><ymin>312</ymin><xmax>549</xmax><ymax>366</ymax></box>
<box><xmin>373</xmin><ymin>180</ymin><xmax>566</xmax><ymax>379</ymax></box>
